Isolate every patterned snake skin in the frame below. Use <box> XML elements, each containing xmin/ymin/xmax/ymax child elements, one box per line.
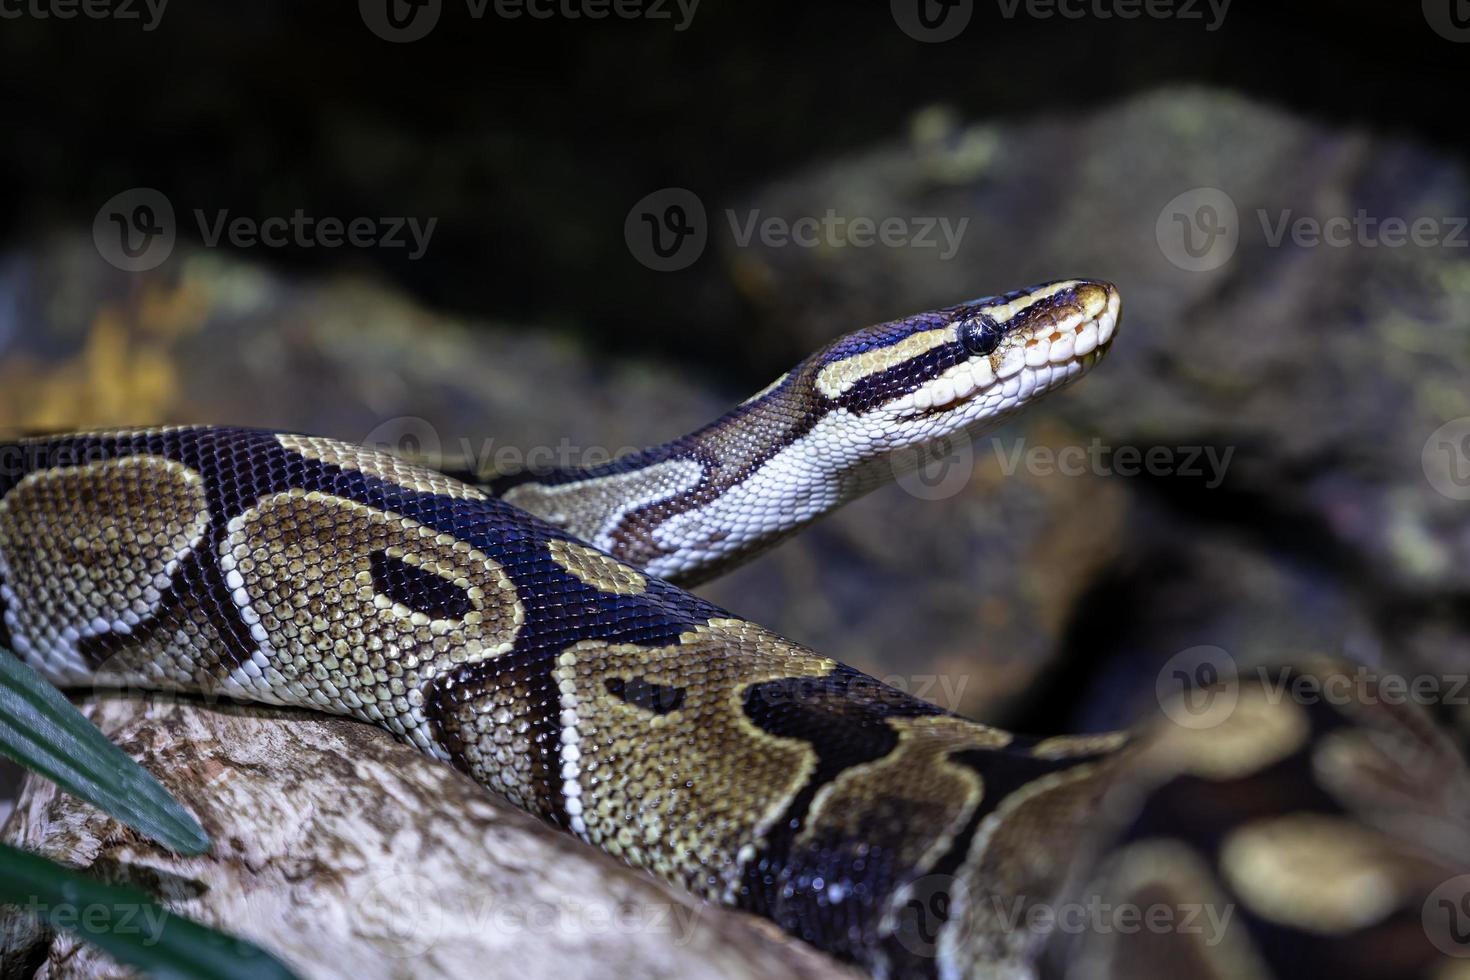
<box><xmin>1</xmin><ymin>281</ymin><xmax>1468</xmax><ymax>978</ymax></box>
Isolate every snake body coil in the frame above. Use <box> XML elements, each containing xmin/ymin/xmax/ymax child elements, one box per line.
<box><xmin>1</xmin><ymin>281</ymin><xmax>1466</xmax><ymax>978</ymax></box>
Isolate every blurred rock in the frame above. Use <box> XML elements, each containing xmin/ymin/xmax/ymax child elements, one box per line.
<box><xmin>725</xmin><ymin>87</ymin><xmax>1470</xmax><ymax>729</ymax></box>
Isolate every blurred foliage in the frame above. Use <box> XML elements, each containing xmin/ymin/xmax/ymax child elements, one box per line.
<box><xmin>1</xmin><ymin>842</ymin><xmax>298</xmax><ymax>980</ymax></box>
<box><xmin>0</xmin><ymin>647</ymin><xmax>209</xmax><ymax>854</ymax></box>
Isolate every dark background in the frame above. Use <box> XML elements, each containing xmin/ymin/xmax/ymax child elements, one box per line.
<box><xmin>2</xmin><ymin>0</ymin><xmax>1465</xmax><ymax>378</ymax></box>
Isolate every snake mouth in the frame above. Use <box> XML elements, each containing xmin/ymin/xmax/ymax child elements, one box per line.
<box><xmin>894</xmin><ymin>287</ymin><xmax>1121</xmax><ymax>421</ymax></box>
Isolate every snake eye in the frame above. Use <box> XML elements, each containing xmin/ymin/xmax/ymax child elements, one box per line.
<box><xmin>959</xmin><ymin>313</ymin><xmax>1003</xmax><ymax>356</ymax></box>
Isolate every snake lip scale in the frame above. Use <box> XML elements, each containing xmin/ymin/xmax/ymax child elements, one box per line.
<box><xmin>2</xmin><ymin>278</ymin><xmax>1467</xmax><ymax>979</ymax></box>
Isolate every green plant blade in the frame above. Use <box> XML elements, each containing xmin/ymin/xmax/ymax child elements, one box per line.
<box><xmin>0</xmin><ymin>647</ymin><xmax>210</xmax><ymax>854</ymax></box>
<box><xmin>0</xmin><ymin>842</ymin><xmax>299</xmax><ymax>980</ymax></box>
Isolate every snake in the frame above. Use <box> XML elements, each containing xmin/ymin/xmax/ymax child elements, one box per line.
<box><xmin>2</xmin><ymin>278</ymin><xmax>1468</xmax><ymax>979</ymax></box>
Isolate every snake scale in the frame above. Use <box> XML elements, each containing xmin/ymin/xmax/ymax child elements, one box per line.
<box><xmin>2</xmin><ymin>280</ymin><xmax>1469</xmax><ymax>978</ymax></box>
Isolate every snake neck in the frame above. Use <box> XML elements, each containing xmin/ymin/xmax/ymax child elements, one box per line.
<box><xmin>487</xmin><ymin>359</ymin><xmax>895</xmax><ymax>585</ymax></box>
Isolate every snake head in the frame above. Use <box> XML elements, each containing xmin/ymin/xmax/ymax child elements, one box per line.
<box><xmin>802</xmin><ymin>279</ymin><xmax>1121</xmax><ymax>458</ymax></box>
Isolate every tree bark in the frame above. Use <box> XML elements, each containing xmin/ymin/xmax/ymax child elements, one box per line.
<box><xmin>0</xmin><ymin>696</ymin><xmax>855</xmax><ymax>980</ymax></box>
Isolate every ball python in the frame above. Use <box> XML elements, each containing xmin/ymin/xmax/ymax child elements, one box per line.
<box><xmin>1</xmin><ymin>279</ymin><xmax>1467</xmax><ymax>979</ymax></box>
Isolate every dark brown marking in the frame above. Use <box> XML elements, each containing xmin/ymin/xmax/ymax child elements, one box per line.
<box><xmin>605</xmin><ymin>675</ymin><xmax>686</xmax><ymax>714</ymax></box>
<box><xmin>370</xmin><ymin>549</ymin><xmax>477</xmax><ymax>620</ymax></box>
